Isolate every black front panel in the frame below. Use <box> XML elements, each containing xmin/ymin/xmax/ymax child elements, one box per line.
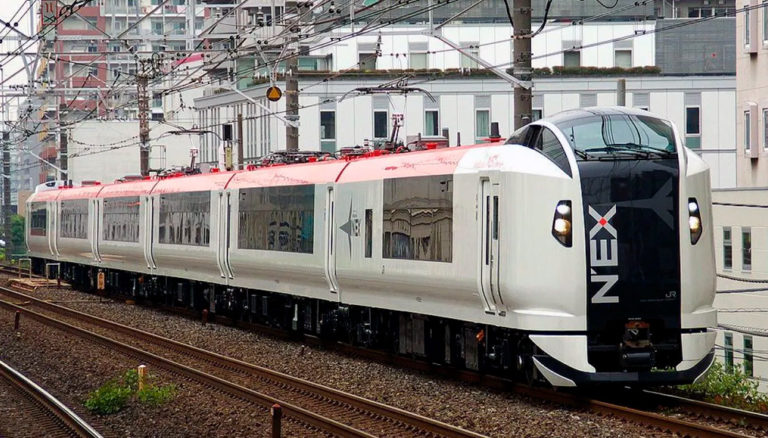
<box><xmin>579</xmin><ymin>159</ymin><xmax>681</xmax><ymax>371</ymax></box>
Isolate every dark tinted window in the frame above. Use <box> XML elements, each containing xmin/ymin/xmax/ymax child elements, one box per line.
<box><xmin>158</xmin><ymin>191</ymin><xmax>211</xmax><ymax>246</ymax></box>
<box><xmin>374</xmin><ymin>111</ymin><xmax>388</xmax><ymax>138</ymax></box>
<box><xmin>383</xmin><ymin>175</ymin><xmax>452</xmax><ymax>262</ymax></box>
<box><xmin>103</xmin><ymin>196</ymin><xmax>140</xmax><ymax>242</ymax></box>
<box><xmin>238</xmin><ymin>185</ymin><xmax>314</xmax><ymax>253</ymax></box>
<box><xmin>532</xmin><ymin>128</ymin><xmax>572</xmax><ymax>177</ymax></box>
<box><xmin>60</xmin><ymin>199</ymin><xmax>89</xmax><ymax>239</ymax></box>
<box><xmin>30</xmin><ymin>202</ymin><xmax>47</xmax><ymax>236</ymax></box>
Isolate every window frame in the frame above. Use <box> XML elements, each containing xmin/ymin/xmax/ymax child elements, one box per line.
<box><xmin>319</xmin><ymin>110</ymin><xmax>336</xmax><ymax>140</ymax></box>
<box><xmin>745</xmin><ymin>7</ymin><xmax>751</xmax><ymax>47</ymax></box>
<box><xmin>532</xmin><ymin>108</ymin><xmax>543</xmax><ymax>122</ymax></box>
<box><xmin>764</xmin><ymin>0</ymin><xmax>768</xmax><ymax>44</ymax></box>
<box><xmin>742</xmin><ymin>227</ymin><xmax>752</xmax><ymax>272</ymax></box>
<box><xmin>358</xmin><ymin>52</ymin><xmax>377</xmax><ymax>71</ymax></box>
<box><xmin>475</xmin><ymin>108</ymin><xmax>490</xmax><ymax>139</ymax></box>
<box><xmin>373</xmin><ymin>110</ymin><xmax>389</xmax><ymax>139</ymax></box>
<box><xmin>745</xmin><ymin>110</ymin><xmax>752</xmax><ymax>153</ymax></box>
<box><xmin>723</xmin><ymin>227</ymin><xmax>733</xmax><ymax>270</ymax></box>
<box><xmin>763</xmin><ymin>108</ymin><xmax>768</xmax><ymax>150</ymax></box>
<box><xmin>409</xmin><ymin>51</ymin><xmax>428</xmax><ymax>69</ymax></box>
<box><xmin>424</xmin><ymin>110</ymin><xmax>439</xmax><ymax>136</ymax></box>
<box><xmin>614</xmin><ymin>49</ymin><xmax>632</xmax><ymax>68</ymax></box>
<box><xmin>743</xmin><ymin>335</ymin><xmax>754</xmax><ymax>377</ymax></box>
<box><xmin>563</xmin><ymin>50</ymin><xmax>581</xmax><ymax>67</ymax></box>
<box><xmin>724</xmin><ymin>332</ymin><xmax>734</xmax><ymax>373</ymax></box>
<box><xmin>685</xmin><ymin>106</ymin><xmax>701</xmax><ymax>148</ymax></box>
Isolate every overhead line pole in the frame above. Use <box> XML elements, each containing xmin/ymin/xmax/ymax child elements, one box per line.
<box><xmin>512</xmin><ymin>0</ymin><xmax>533</xmax><ymax>130</ymax></box>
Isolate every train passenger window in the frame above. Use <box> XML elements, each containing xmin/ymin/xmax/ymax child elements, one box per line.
<box><xmin>158</xmin><ymin>191</ymin><xmax>211</xmax><ymax>246</ymax></box>
<box><xmin>238</xmin><ymin>185</ymin><xmax>314</xmax><ymax>254</ymax></box>
<box><xmin>382</xmin><ymin>175</ymin><xmax>452</xmax><ymax>263</ymax></box>
<box><xmin>365</xmin><ymin>209</ymin><xmax>372</xmax><ymax>258</ymax></box>
<box><xmin>30</xmin><ymin>202</ymin><xmax>47</xmax><ymax>236</ymax></box>
<box><xmin>532</xmin><ymin>128</ymin><xmax>572</xmax><ymax>177</ymax></box>
<box><xmin>60</xmin><ymin>199</ymin><xmax>89</xmax><ymax>239</ymax></box>
<box><xmin>103</xmin><ymin>196</ymin><xmax>140</xmax><ymax>242</ymax></box>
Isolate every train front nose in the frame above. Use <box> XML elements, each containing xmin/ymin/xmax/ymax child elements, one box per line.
<box><xmin>578</xmin><ymin>158</ymin><xmax>682</xmax><ymax>372</ymax></box>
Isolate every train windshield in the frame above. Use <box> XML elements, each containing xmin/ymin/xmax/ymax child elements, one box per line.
<box><xmin>555</xmin><ymin>114</ymin><xmax>677</xmax><ymax>158</ymax></box>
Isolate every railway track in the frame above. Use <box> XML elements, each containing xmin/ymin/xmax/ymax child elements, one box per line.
<box><xmin>0</xmin><ymin>358</ymin><xmax>102</xmax><ymax>438</ymax></box>
<box><xmin>0</xmin><ymin>285</ymin><xmax>484</xmax><ymax>438</ymax></box>
<box><xmin>2</xmin><ymin>273</ymin><xmax>766</xmax><ymax>437</ymax></box>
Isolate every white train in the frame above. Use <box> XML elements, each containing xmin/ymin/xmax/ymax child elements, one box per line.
<box><xmin>26</xmin><ymin>107</ymin><xmax>716</xmax><ymax>387</ymax></box>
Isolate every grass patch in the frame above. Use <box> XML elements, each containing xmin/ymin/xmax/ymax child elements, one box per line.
<box><xmin>85</xmin><ymin>368</ymin><xmax>176</xmax><ymax>415</ymax></box>
<box><xmin>677</xmin><ymin>360</ymin><xmax>768</xmax><ymax>413</ymax></box>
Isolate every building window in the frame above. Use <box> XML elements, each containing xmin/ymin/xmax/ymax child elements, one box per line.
<box><xmin>383</xmin><ymin>175</ymin><xmax>453</xmax><ymax>262</ymax></box>
<box><xmin>425</xmin><ymin>110</ymin><xmax>439</xmax><ymax>136</ymax></box>
<box><xmin>409</xmin><ymin>52</ymin><xmax>427</xmax><ymax>69</ymax></box>
<box><xmin>742</xmin><ymin>228</ymin><xmax>751</xmax><ymax>271</ymax></box>
<box><xmin>764</xmin><ymin>0</ymin><xmax>768</xmax><ymax>42</ymax></box>
<box><xmin>532</xmin><ymin>109</ymin><xmax>543</xmax><ymax>121</ymax></box>
<box><xmin>614</xmin><ymin>49</ymin><xmax>632</xmax><ymax>68</ymax></box>
<box><xmin>475</xmin><ymin>109</ymin><xmax>490</xmax><ymax>139</ymax></box>
<box><xmin>358</xmin><ymin>52</ymin><xmax>376</xmax><ymax>71</ymax></box>
<box><xmin>88</xmin><ymin>44</ymin><xmax>98</xmax><ymax>53</ymax></box>
<box><xmin>763</xmin><ymin>108</ymin><xmax>768</xmax><ymax>150</ymax></box>
<box><xmin>685</xmin><ymin>106</ymin><xmax>701</xmax><ymax>148</ymax></box>
<box><xmin>238</xmin><ymin>185</ymin><xmax>314</xmax><ymax>253</ymax></box>
<box><xmin>744</xmin><ymin>336</ymin><xmax>753</xmax><ymax>377</ymax></box>
<box><xmin>374</xmin><ymin>111</ymin><xmax>388</xmax><ymax>139</ymax></box>
<box><xmin>745</xmin><ymin>8</ymin><xmax>751</xmax><ymax>46</ymax></box>
<box><xmin>563</xmin><ymin>50</ymin><xmax>581</xmax><ymax>67</ymax></box>
<box><xmin>745</xmin><ymin>111</ymin><xmax>752</xmax><ymax>153</ymax></box>
<box><xmin>724</xmin><ymin>332</ymin><xmax>733</xmax><ymax>373</ymax></box>
<box><xmin>724</xmin><ymin>227</ymin><xmax>732</xmax><ymax>270</ymax></box>
<box><xmin>152</xmin><ymin>19</ymin><xmax>163</xmax><ymax>35</ymax></box>
<box><xmin>320</xmin><ymin>111</ymin><xmax>335</xmax><ymax>140</ymax></box>
<box><xmin>460</xmin><ymin>44</ymin><xmax>479</xmax><ymax>69</ymax></box>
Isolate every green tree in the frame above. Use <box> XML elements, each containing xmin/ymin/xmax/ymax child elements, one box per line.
<box><xmin>10</xmin><ymin>215</ymin><xmax>25</xmax><ymax>259</ymax></box>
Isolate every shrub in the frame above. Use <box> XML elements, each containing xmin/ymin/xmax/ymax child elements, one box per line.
<box><xmin>84</xmin><ymin>381</ymin><xmax>132</xmax><ymax>415</ymax></box>
<box><xmin>677</xmin><ymin>360</ymin><xmax>768</xmax><ymax>412</ymax></box>
<box><xmin>84</xmin><ymin>368</ymin><xmax>176</xmax><ymax>415</ymax></box>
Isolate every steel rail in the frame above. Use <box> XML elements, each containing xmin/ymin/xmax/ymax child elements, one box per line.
<box><xmin>0</xmin><ymin>269</ymin><xmax>759</xmax><ymax>437</ymax></box>
<box><xmin>0</xmin><ymin>358</ymin><xmax>103</xmax><ymax>438</ymax></box>
<box><xmin>0</xmin><ymin>297</ymin><xmax>374</xmax><ymax>438</ymax></box>
<box><xmin>0</xmin><ymin>285</ymin><xmax>485</xmax><ymax>438</ymax></box>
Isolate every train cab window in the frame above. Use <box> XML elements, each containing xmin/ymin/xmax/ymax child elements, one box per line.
<box><xmin>30</xmin><ymin>202</ymin><xmax>47</xmax><ymax>236</ymax></box>
<box><xmin>383</xmin><ymin>175</ymin><xmax>452</xmax><ymax>262</ymax></box>
<box><xmin>238</xmin><ymin>185</ymin><xmax>314</xmax><ymax>253</ymax></box>
<box><xmin>60</xmin><ymin>199</ymin><xmax>89</xmax><ymax>239</ymax></box>
<box><xmin>531</xmin><ymin>128</ymin><xmax>572</xmax><ymax>177</ymax></box>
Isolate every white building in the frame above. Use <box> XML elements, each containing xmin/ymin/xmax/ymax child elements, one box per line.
<box><xmin>194</xmin><ymin>74</ymin><xmax>737</xmax><ymax>187</ymax></box>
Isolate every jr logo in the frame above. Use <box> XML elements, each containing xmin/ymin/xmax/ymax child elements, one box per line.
<box><xmin>588</xmin><ymin>205</ymin><xmax>619</xmax><ymax>304</ymax></box>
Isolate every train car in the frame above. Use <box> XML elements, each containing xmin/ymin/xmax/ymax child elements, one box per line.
<box><xmin>25</xmin><ymin>107</ymin><xmax>716</xmax><ymax>387</ymax></box>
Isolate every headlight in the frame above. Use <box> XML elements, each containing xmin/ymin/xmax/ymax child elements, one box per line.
<box><xmin>688</xmin><ymin>197</ymin><xmax>702</xmax><ymax>245</ymax></box>
<box><xmin>552</xmin><ymin>200</ymin><xmax>572</xmax><ymax>247</ymax></box>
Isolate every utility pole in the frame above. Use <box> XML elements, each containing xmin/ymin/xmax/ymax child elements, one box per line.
<box><xmin>137</xmin><ymin>60</ymin><xmax>150</xmax><ymax>176</ymax></box>
<box><xmin>512</xmin><ymin>0</ymin><xmax>532</xmax><ymax>130</ymax></box>
<box><xmin>3</xmin><ymin>131</ymin><xmax>10</xmax><ymax>259</ymax></box>
<box><xmin>285</xmin><ymin>46</ymin><xmax>299</xmax><ymax>151</ymax></box>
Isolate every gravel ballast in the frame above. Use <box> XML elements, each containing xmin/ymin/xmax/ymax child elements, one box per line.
<box><xmin>0</xmin><ymin>279</ymin><xmax>682</xmax><ymax>438</ymax></box>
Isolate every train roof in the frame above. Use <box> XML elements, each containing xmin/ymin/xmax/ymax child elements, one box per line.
<box><xmin>27</xmin><ymin>142</ymin><xmax>503</xmax><ymax>202</ymax></box>
<box><xmin>543</xmin><ymin>106</ymin><xmax>661</xmax><ymax>126</ymax></box>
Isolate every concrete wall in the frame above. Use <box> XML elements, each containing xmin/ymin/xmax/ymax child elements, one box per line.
<box><xmin>656</xmin><ymin>18</ymin><xmax>736</xmax><ymax>74</ymax></box>
<box><xmin>195</xmin><ymin>75</ymin><xmax>737</xmax><ymax>187</ymax></box>
<box><xmin>712</xmin><ymin>188</ymin><xmax>768</xmax><ymax>391</ymax></box>
<box><xmin>67</xmin><ymin>120</ymin><xmax>198</xmax><ymax>183</ymax></box>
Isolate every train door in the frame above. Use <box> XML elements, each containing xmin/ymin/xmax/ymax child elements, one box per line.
<box><xmin>47</xmin><ymin>200</ymin><xmax>58</xmax><ymax>257</ymax></box>
<box><xmin>479</xmin><ymin>177</ymin><xmax>503</xmax><ymax>313</ymax></box>
<box><xmin>216</xmin><ymin>191</ymin><xmax>234</xmax><ymax>279</ymax></box>
<box><xmin>324</xmin><ymin>185</ymin><xmax>340</xmax><ymax>294</ymax></box>
<box><xmin>143</xmin><ymin>195</ymin><xmax>157</xmax><ymax>269</ymax></box>
<box><xmin>90</xmin><ymin>198</ymin><xmax>102</xmax><ymax>262</ymax></box>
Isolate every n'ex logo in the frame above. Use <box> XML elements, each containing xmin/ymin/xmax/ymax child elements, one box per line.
<box><xmin>588</xmin><ymin>205</ymin><xmax>619</xmax><ymax>304</ymax></box>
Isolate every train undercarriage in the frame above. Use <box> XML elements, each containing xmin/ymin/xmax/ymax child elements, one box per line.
<box><xmin>35</xmin><ymin>259</ymin><xmax>543</xmax><ymax>384</ymax></box>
